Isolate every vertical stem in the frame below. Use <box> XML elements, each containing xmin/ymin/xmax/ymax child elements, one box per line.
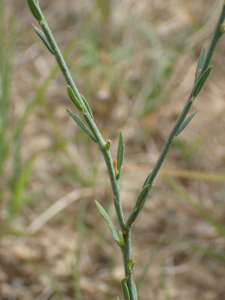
<box><xmin>101</xmin><ymin>148</ymin><xmax>125</xmax><ymax>230</ymax></box>
<box><xmin>123</xmin><ymin>229</ymin><xmax>135</xmax><ymax>300</ymax></box>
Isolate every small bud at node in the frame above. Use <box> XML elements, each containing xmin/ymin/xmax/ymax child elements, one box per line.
<box><xmin>113</xmin><ymin>159</ymin><xmax>118</xmax><ymax>176</ymax></box>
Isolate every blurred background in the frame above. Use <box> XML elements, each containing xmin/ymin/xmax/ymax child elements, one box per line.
<box><xmin>1</xmin><ymin>0</ymin><xmax>225</xmax><ymax>299</ymax></box>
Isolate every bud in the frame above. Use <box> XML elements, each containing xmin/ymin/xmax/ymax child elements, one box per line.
<box><xmin>113</xmin><ymin>159</ymin><xmax>118</xmax><ymax>176</ymax></box>
<box><xmin>220</xmin><ymin>24</ymin><xmax>225</xmax><ymax>36</ymax></box>
<box><xmin>105</xmin><ymin>140</ymin><xmax>111</xmax><ymax>151</ymax></box>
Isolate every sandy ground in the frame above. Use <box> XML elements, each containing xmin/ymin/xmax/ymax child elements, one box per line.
<box><xmin>1</xmin><ymin>0</ymin><xmax>225</xmax><ymax>299</ymax></box>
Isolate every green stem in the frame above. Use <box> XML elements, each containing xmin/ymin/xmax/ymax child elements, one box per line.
<box><xmin>39</xmin><ymin>17</ymin><xmax>105</xmax><ymax>147</ymax></box>
<box><xmin>30</xmin><ymin>4</ymin><xmax>133</xmax><ymax>296</ymax></box>
<box><xmin>200</xmin><ymin>2</ymin><xmax>225</xmax><ymax>74</ymax></box>
<box><xmin>145</xmin><ymin>97</ymin><xmax>193</xmax><ymax>187</ymax></box>
<box><xmin>101</xmin><ymin>148</ymin><xmax>125</xmax><ymax>230</ymax></box>
<box><xmin>123</xmin><ymin>228</ymin><xmax>135</xmax><ymax>300</ymax></box>
<box><xmin>141</xmin><ymin>1</ymin><xmax>225</xmax><ymax>200</ymax></box>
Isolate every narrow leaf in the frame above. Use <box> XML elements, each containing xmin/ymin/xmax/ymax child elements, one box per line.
<box><xmin>126</xmin><ymin>184</ymin><xmax>151</xmax><ymax>227</ymax></box>
<box><xmin>32</xmin><ymin>25</ymin><xmax>54</xmax><ymax>55</ymax></box>
<box><xmin>116</xmin><ymin>130</ymin><xmax>125</xmax><ymax>180</ymax></box>
<box><xmin>176</xmin><ymin>108</ymin><xmax>199</xmax><ymax>137</ymax></box>
<box><xmin>119</xmin><ymin>231</ymin><xmax>124</xmax><ymax>246</ymax></box>
<box><xmin>67</xmin><ymin>86</ymin><xmax>84</xmax><ymax>112</ymax></box>
<box><xmin>134</xmin><ymin>283</ymin><xmax>138</xmax><ymax>300</ymax></box>
<box><xmin>121</xmin><ymin>277</ymin><xmax>130</xmax><ymax>300</ymax></box>
<box><xmin>67</xmin><ymin>109</ymin><xmax>97</xmax><ymax>143</ymax></box>
<box><xmin>80</xmin><ymin>94</ymin><xmax>94</xmax><ymax>119</ymax></box>
<box><xmin>192</xmin><ymin>66</ymin><xmax>213</xmax><ymax>98</ymax></box>
<box><xmin>95</xmin><ymin>200</ymin><xmax>120</xmax><ymax>244</ymax></box>
<box><xmin>135</xmin><ymin>184</ymin><xmax>150</xmax><ymax>213</ymax></box>
<box><xmin>195</xmin><ymin>44</ymin><xmax>207</xmax><ymax>78</ymax></box>
<box><xmin>27</xmin><ymin>0</ymin><xmax>42</xmax><ymax>22</ymax></box>
<box><xmin>142</xmin><ymin>172</ymin><xmax>151</xmax><ymax>188</ymax></box>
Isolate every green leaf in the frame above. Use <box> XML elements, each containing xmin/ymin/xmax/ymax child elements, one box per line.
<box><xmin>80</xmin><ymin>94</ymin><xmax>94</xmax><ymax>119</ymax></box>
<box><xmin>95</xmin><ymin>200</ymin><xmax>120</xmax><ymax>244</ymax></box>
<box><xmin>119</xmin><ymin>231</ymin><xmax>124</xmax><ymax>246</ymax></box>
<box><xmin>67</xmin><ymin>86</ymin><xmax>84</xmax><ymax>112</ymax></box>
<box><xmin>121</xmin><ymin>277</ymin><xmax>130</xmax><ymax>300</ymax></box>
<box><xmin>67</xmin><ymin>109</ymin><xmax>97</xmax><ymax>143</ymax></box>
<box><xmin>135</xmin><ymin>184</ymin><xmax>150</xmax><ymax>213</ymax></box>
<box><xmin>142</xmin><ymin>172</ymin><xmax>151</xmax><ymax>188</ymax></box>
<box><xmin>192</xmin><ymin>66</ymin><xmax>213</xmax><ymax>98</ymax></box>
<box><xmin>176</xmin><ymin>108</ymin><xmax>199</xmax><ymax>137</ymax></box>
<box><xmin>32</xmin><ymin>25</ymin><xmax>54</xmax><ymax>55</ymax></box>
<box><xmin>126</xmin><ymin>184</ymin><xmax>151</xmax><ymax>227</ymax></box>
<box><xmin>117</xmin><ymin>297</ymin><xmax>121</xmax><ymax>300</ymax></box>
<box><xmin>27</xmin><ymin>0</ymin><xmax>42</xmax><ymax>22</ymax></box>
<box><xmin>116</xmin><ymin>130</ymin><xmax>124</xmax><ymax>180</ymax></box>
<box><xmin>134</xmin><ymin>283</ymin><xmax>138</xmax><ymax>300</ymax></box>
<box><xmin>195</xmin><ymin>44</ymin><xmax>207</xmax><ymax>79</ymax></box>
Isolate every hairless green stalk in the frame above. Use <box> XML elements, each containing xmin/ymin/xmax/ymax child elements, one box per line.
<box><xmin>27</xmin><ymin>1</ymin><xmax>225</xmax><ymax>299</ymax></box>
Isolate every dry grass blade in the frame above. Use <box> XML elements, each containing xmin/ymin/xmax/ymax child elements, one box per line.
<box><xmin>26</xmin><ymin>188</ymin><xmax>94</xmax><ymax>235</ymax></box>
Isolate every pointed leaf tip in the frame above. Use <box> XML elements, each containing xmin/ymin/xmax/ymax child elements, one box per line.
<box><xmin>135</xmin><ymin>184</ymin><xmax>150</xmax><ymax>211</ymax></box>
<box><xmin>195</xmin><ymin>44</ymin><xmax>207</xmax><ymax>79</ymax></box>
<box><xmin>67</xmin><ymin>109</ymin><xmax>97</xmax><ymax>143</ymax></box>
<box><xmin>80</xmin><ymin>94</ymin><xmax>94</xmax><ymax>119</ymax></box>
<box><xmin>176</xmin><ymin>108</ymin><xmax>199</xmax><ymax>137</ymax></box>
<box><xmin>67</xmin><ymin>86</ymin><xmax>83</xmax><ymax>112</ymax></box>
<box><xmin>192</xmin><ymin>66</ymin><xmax>213</xmax><ymax>98</ymax></box>
<box><xmin>116</xmin><ymin>130</ymin><xmax>124</xmax><ymax>180</ymax></box>
<box><xmin>95</xmin><ymin>200</ymin><xmax>120</xmax><ymax>245</ymax></box>
<box><xmin>32</xmin><ymin>25</ymin><xmax>54</xmax><ymax>55</ymax></box>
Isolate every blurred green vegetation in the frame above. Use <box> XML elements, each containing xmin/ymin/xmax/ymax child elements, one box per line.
<box><xmin>1</xmin><ymin>0</ymin><xmax>225</xmax><ymax>299</ymax></box>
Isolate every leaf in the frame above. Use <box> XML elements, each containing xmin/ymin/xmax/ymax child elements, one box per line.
<box><xmin>142</xmin><ymin>172</ymin><xmax>151</xmax><ymax>188</ymax></box>
<box><xmin>135</xmin><ymin>184</ymin><xmax>150</xmax><ymax>213</ymax></box>
<box><xmin>195</xmin><ymin>44</ymin><xmax>207</xmax><ymax>79</ymax></box>
<box><xmin>67</xmin><ymin>109</ymin><xmax>97</xmax><ymax>143</ymax></box>
<box><xmin>80</xmin><ymin>94</ymin><xmax>94</xmax><ymax>119</ymax></box>
<box><xmin>32</xmin><ymin>25</ymin><xmax>54</xmax><ymax>55</ymax></box>
<box><xmin>176</xmin><ymin>108</ymin><xmax>199</xmax><ymax>137</ymax></box>
<box><xmin>116</xmin><ymin>130</ymin><xmax>124</xmax><ymax>180</ymax></box>
<box><xmin>192</xmin><ymin>66</ymin><xmax>213</xmax><ymax>98</ymax></box>
<box><xmin>121</xmin><ymin>277</ymin><xmax>130</xmax><ymax>300</ymax></box>
<box><xmin>126</xmin><ymin>184</ymin><xmax>151</xmax><ymax>227</ymax></box>
<box><xmin>95</xmin><ymin>200</ymin><xmax>120</xmax><ymax>244</ymax></box>
<box><xmin>133</xmin><ymin>283</ymin><xmax>138</xmax><ymax>300</ymax></box>
<box><xmin>67</xmin><ymin>86</ymin><xmax>84</xmax><ymax>112</ymax></box>
<box><xmin>27</xmin><ymin>0</ymin><xmax>42</xmax><ymax>22</ymax></box>
<box><xmin>119</xmin><ymin>231</ymin><xmax>124</xmax><ymax>246</ymax></box>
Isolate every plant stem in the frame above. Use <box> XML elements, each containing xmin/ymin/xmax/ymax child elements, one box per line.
<box><xmin>31</xmin><ymin>4</ymin><xmax>134</xmax><ymax>296</ymax></box>
<box><xmin>27</xmin><ymin>1</ymin><xmax>225</xmax><ymax>299</ymax></box>
<box><xmin>123</xmin><ymin>228</ymin><xmax>135</xmax><ymax>300</ymax></box>
<box><xmin>141</xmin><ymin>0</ymin><xmax>225</xmax><ymax>200</ymax></box>
<box><xmin>101</xmin><ymin>148</ymin><xmax>125</xmax><ymax>230</ymax></box>
<box><xmin>200</xmin><ymin>2</ymin><xmax>225</xmax><ymax>74</ymax></box>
